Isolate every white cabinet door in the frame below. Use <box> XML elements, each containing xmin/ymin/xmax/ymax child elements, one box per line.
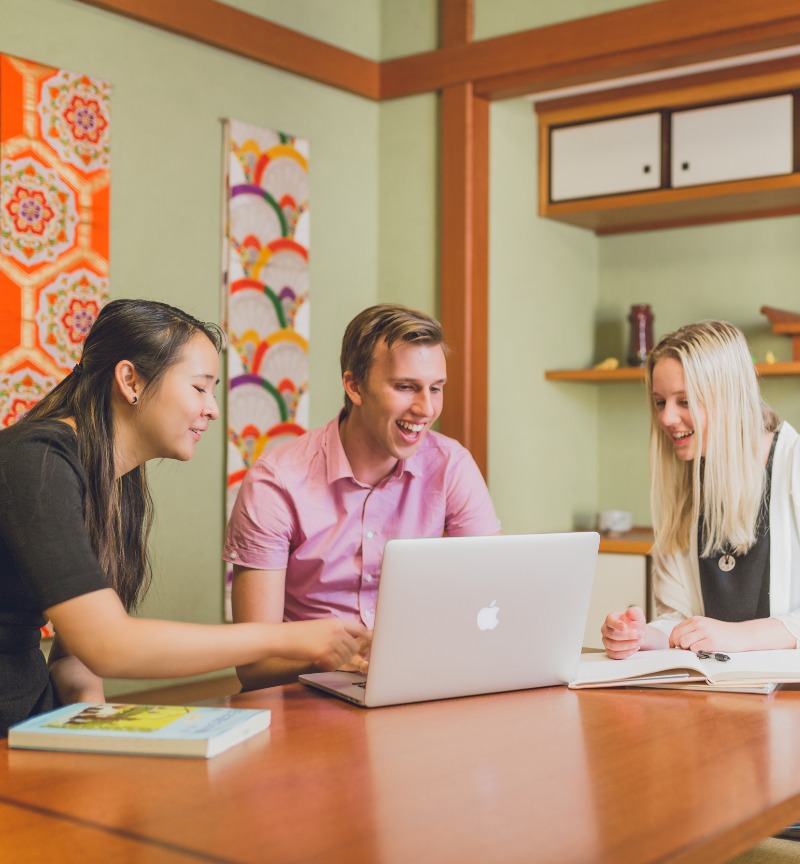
<box><xmin>671</xmin><ymin>94</ymin><xmax>793</xmax><ymax>188</ymax></box>
<box><xmin>550</xmin><ymin>113</ymin><xmax>661</xmax><ymax>201</ymax></box>
<box><xmin>583</xmin><ymin>553</ymin><xmax>648</xmax><ymax>650</ymax></box>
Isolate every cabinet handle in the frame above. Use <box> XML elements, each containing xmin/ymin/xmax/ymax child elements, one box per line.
<box><xmin>642</xmin><ymin>164</ymin><xmax>651</xmax><ymax>174</ymax></box>
<box><xmin>681</xmin><ymin>161</ymin><xmax>690</xmax><ymax>171</ymax></box>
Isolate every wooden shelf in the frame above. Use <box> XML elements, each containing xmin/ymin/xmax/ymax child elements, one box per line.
<box><xmin>599</xmin><ymin>527</ymin><xmax>654</xmax><ymax>555</ymax></box>
<box><xmin>545</xmin><ymin>367</ymin><xmax>646</xmax><ymax>382</ymax></box>
<box><xmin>541</xmin><ymin>173</ymin><xmax>800</xmax><ymax>236</ymax></box>
<box><xmin>545</xmin><ymin>361</ymin><xmax>800</xmax><ymax>382</ymax></box>
<box><xmin>757</xmin><ymin>360</ymin><xmax>800</xmax><ymax>377</ymax></box>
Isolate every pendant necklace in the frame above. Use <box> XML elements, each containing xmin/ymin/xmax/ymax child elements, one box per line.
<box><xmin>718</xmin><ymin>548</ymin><xmax>736</xmax><ymax>572</ymax></box>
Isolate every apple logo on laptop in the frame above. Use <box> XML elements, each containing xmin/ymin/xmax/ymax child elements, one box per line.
<box><xmin>477</xmin><ymin>600</ymin><xmax>500</xmax><ymax>631</ymax></box>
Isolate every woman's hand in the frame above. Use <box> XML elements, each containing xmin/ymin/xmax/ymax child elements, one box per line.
<box><xmin>601</xmin><ymin>607</ymin><xmax>647</xmax><ymax>659</ymax></box>
<box><xmin>669</xmin><ymin>616</ymin><xmax>797</xmax><ymax>652</ymax></box>
<box><xmin>276</xmin><ymin>618</ymin><xmax>370</xmax><ymax>671</ymax></box>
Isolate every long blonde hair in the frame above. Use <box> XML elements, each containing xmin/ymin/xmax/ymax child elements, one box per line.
<box><xmin>646</xmin><ymin>321</ymin><xmax>779</xmax><ymax>557</ymax></box>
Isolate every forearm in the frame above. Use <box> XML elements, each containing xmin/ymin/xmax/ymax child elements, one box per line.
<box><xmin>230</xmin><ymin>565</ymin><xmax>295</xmax><ymax>689</ymax></box>
<box><xmin>668</xmin><ymin>614</ymin><xmax>799</xmax><ymax>652</ymax></box>
<box><xmin>738</xmin><ymin>617</ymin><xmax>798</xmax><ymax>650</ymax></box>
<box><xmin>49</xmin><ymin>655</ymin><xmax>106</xmax><ymax>704</ymax></box>
<box><xmin>47</xmin><ymin>635</ymin><xmax>106</xmax><ymax>704</ymax></box>
<box><xmin>642</xmin><ymin>624</ymin><xmax>670</xmax><ymax>650</ymax></box>
<box><xmin>47</xmin><ymin>590</ymin><xmax>285</xmax><ymax>679</ymax></box>
<box><xmin>71</xmin><ymin>617</ymin><xmax>291</xmax><ymax>680</ymax></box>
<box><xmin>48</xmin><ymin>589</ymin><xmax>365</xmax><ymax>682</ymax></box>
<box><xmin>237</xmin><ymin>656</ymin><xmax>318</xmax><ymax>690</ymax></box>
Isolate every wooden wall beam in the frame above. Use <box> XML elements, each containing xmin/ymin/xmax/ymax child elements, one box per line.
<box><xmin>77</xmin><ymin>1</ymin><xmax>800</xmax><ymax>106</ymax></box>
<box><xmin>381</xmin><ymin>0</ymin><xmax>800</xmax><ymax>100</ymax></box>
<box><xmin>73</xmin><ymin>0</ymin><xmax>380</xmax><ymax>100</ymax></box>
<box><xmin>437</xmin><ymin>0</ymin><xmax>489</xmax><ymax>477</ymax></box>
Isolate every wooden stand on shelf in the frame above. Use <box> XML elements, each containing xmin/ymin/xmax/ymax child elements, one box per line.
<box><xmin>761</xmin><ymin>306</ymin><xmax>800</xmax><ymax>362</ymax></box>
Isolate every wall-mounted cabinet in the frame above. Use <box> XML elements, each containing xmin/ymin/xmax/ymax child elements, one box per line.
<box><xmin>551</xmin><ymin>113</ymin><xmax>662</xmax><ymax>201</ymax></box>
<box><xmin>536</xmin><ymin>60</ymin><xmax>800</xmax><ymax>235</ymax></box>
<box><xmin>671</xmin><ymin>94</ymin><xmax>793</xmax><ymax>188</ymax></box>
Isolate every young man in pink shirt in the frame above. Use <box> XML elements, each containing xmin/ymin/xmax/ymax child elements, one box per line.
<box><xmin>224</xmin><ymin>304</ymin><xmax>501</xmax><ymax>688</ymax></box>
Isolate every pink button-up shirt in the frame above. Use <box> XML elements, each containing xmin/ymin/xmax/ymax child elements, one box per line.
<box><xmin>223</xmin><ymin>416</ymin><xmax>500</xmax><ymax>627</ymax></box>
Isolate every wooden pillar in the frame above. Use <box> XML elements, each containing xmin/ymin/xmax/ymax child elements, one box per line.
<box><xmin>438</xmin><ymin>0</ymin><xmax>489</xmax><ymax>477</ymax></box>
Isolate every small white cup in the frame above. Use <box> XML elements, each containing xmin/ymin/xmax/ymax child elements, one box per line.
<box><xmin>598</xmin><ymin>510</ymin><xmax>633</xmax><ymax>534</ymax></box>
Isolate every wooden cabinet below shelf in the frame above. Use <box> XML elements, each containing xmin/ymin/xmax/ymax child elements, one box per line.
<box><xmin>598</xmin><ymin>528</ymin><xmax>654</xmax><ymax>555</ymax></box>
<box><xmin>545</xmin><ymin>361</ymin><xmax>800</xmax><ymax>382</ymax></box>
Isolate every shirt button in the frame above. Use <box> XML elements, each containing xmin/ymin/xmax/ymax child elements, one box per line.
<box><xmin>230</xmin><ymin>551</ymin><xmax>238</xmax><ymax>560</ymax></box>
<box><xmin>366</xmin><ymin>531</ymin><xmax>374</xmax><ymax>539</ymax></box>
<box><xmin>365</xmin><ymin>573</ymin><xmax>372</xmax><ymax>582</ymax></box>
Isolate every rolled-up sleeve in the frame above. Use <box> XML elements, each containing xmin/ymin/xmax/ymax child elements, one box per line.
<box><xmin>223</xmin><ymin>459</ymin><xmax>297</xmax><ymax>570</ymax></box>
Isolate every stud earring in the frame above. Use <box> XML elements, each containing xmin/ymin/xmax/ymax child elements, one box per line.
<box><xmin>131</xmin><ymin>396</ymin><xmax>138</xmax><ymax>405</ymax></box>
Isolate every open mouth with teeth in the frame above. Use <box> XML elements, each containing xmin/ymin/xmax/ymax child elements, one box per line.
<box><xmin>673</xmin><ymin>431</ymin><xmax>693</xmax><ymax>440</ymax></box>
<box><xmin>396</xmin><ymin>419</ymin><xmax>426</xmax><ymax>442</ymax></box>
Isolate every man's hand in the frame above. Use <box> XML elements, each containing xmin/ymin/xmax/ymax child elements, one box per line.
<box><xmin>336</xmin><ymin>632</ymin><xmax>372</xmax><ymax>673</ymax></box>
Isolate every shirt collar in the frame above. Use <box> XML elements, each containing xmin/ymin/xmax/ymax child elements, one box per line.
<box><xmin>323</xmin><ymin>413</ymin><xmax>425</xmax><ymax>484</ymax></box>
<box><xmin>324</xmin><ymin>414</ymin><xmax>356</xmax><ymax>484</ymax></box>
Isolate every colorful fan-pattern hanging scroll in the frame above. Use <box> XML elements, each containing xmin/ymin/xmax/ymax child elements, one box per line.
<box><xmin>0</xmin><ymin>54</ymin><xmax>110</xmax><ymax>429</ymax></box>
<box><xmin>222</xmin><ymin>119</ymin><xmax>310</xmax><ymax>618</ymax></box>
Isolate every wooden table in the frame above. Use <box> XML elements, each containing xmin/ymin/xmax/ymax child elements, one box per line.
<box><xmin>3</xmin><ymin>683</ymin><xmax>800</xmax><ymax>864</ymax></box>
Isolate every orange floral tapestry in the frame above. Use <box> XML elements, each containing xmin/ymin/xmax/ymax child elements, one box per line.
<box><xmin>0</xmin><ymin>54</ymin><xmax>110</xmax><ymax>428</ymax></box>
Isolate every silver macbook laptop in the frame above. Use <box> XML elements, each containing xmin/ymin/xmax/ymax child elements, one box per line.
<box><xmin>299</xmin><ymin>532</ymin><xmax>599</xmax><ymax>708</ymax></box>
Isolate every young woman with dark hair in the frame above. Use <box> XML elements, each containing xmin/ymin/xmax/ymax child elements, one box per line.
<box><xmin>0</xmin><ymin>299</ymin><xmax>367</xmax><ymax>735</ymax></box>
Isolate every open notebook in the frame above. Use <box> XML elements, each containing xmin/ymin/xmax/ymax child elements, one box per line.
<box><xmin>569</xmin><ymin>648</ymin><xmax>800</xmax><ymax>694</ymax></box>
<box><xmin>299</xmin><ymin>532</ymin><xmax>599</xmax><ymax>707</ymax></box>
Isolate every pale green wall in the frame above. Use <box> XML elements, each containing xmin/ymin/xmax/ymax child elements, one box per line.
<box><xmin>377</xmin><ymin>94</ymin><xmax>439</xmax><ymax>311</ymax></box>
<box><xmin>224</xmin><ymin>0</ymin><xmax>439</xmax><ymax>60</ymax></box>
<box><xmin>377</xmin><ymin>0</ymin><xmax>438</xmax><ymax>311</ymax></box>
<box><xmin>474</xmin><ymin>0</ymin><xmax>658</xmax><ymax>39</ymax></box>
<box><xmin>489</xmin><ymin>100</ymin><xmax>599</xmax><ymax>533</ymax></box>
<box><xmin>224</xmin><ymin>0</ymin><xmax>382</xmax><ymax>58</ymax></box>
<box><xmin>381</xmin><ymin>0</ymin><xmax>438</xmax><ymax>59</ymax></box>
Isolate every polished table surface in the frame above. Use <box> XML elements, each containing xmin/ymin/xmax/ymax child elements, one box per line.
<box><xmin>3</xmin><ymin>682</ymin><xmax>800</xmax><ymax>864</ymax></box>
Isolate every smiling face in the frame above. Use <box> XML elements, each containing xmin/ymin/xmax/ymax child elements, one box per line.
<box><xmin>341</xmin><ymin>337</ymin><xmax>447</xmax><ymax>484</ymax></box>
<box><xmin>651</xmin><ymin>356</ymin><xmax>708</xmax><ymax>461</ymax></box>
<box><xmin>131</xmin><ymin>332</ymin><xmax>220</xmax><ymax>465</ymax></box>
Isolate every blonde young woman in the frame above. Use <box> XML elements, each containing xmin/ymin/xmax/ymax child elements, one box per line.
<box><xmin>602</xmin><ymin>320</ymin><xmax>800</xmax><ymax>659</ymax></box>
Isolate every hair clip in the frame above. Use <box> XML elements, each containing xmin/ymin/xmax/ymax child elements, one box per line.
<box><xmin>696</xmin><ymin>650</ymin><xmax>730</xmax><ymax>662</ymax></box>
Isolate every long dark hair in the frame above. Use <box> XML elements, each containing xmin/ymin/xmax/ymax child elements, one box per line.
<box><xmin>22</xmin><ymin>299</ymin><xmax>224</xmax><ymax>610</ymax></box>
